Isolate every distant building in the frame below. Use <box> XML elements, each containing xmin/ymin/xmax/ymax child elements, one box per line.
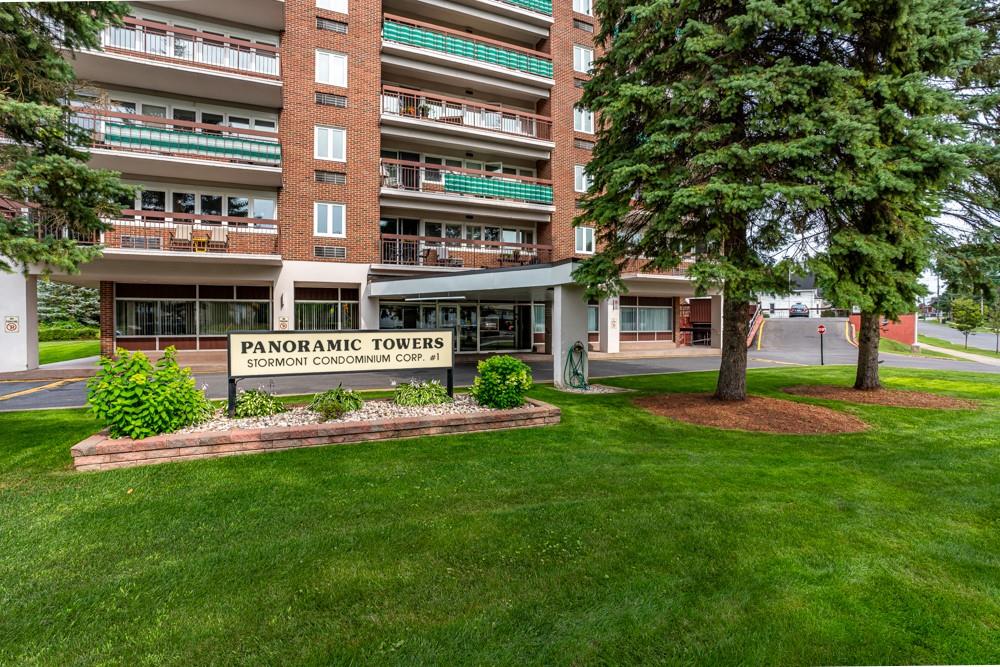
<box><xmin>757</xmin><ymin>275</ymin><xmax>828</xmax><ymax>318</ymax></box>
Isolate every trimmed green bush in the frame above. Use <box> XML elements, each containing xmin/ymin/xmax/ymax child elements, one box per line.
<box><xmin>234</xmin><ymin>389</ymin><xmax>285</xmax><ymax>418</ymax></box>
<box><xmin>86</xmin><ymin>347</ymin><xmax>212</xmax><ymax>439</ymax></box>
<box><xmin>471</xmin><ymin>355</ymin><xmax>532</xmax><ymax>409</ymax></box>
<box><xmin>39</xmin><ymin>322</ymin><xmax>99</xmax><ymax>341</ymax></box>
<box><xmin>309</xmin><ymin>385</ymin><xmax>364</xmax><ymax>420</ymax></box>
<box><xmin>393</xmin><ymin>379</ymin><xmax>452</xmax><ymax>406</ymax></box>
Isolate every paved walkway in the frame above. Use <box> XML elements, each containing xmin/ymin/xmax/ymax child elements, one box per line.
<box><xmin>918</xmin><ymin>343</ymin><xmax>1000</xmax><ymax>367</ymax></box>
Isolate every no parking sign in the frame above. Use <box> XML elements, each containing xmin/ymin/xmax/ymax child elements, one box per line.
<box><xmin>4</xmin><ymin>316</ymin><xmax>19</xmax><ymax>334</ymax></box>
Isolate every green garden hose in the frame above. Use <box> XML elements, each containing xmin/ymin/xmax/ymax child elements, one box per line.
<box><xmin>563</xmin><ymin>341</ymin><xmax>589</xmax><ymax>390</ymax></box>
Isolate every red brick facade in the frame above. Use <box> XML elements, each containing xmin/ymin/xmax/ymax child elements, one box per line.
<box><xmin>278</xmin><ymin>0</ymin><xmax>383</xmax><ymax>264</ymax></box>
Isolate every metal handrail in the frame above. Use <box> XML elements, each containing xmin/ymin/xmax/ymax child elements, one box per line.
<box><xmin>101</xmin><ymin>16</ymin><xmax>280</xmax><ymax>78</ymax></box>
<box><xmin>381</xmin><ymin>85</ymin><xmax>553</xmax><ymax>141</ymax></box>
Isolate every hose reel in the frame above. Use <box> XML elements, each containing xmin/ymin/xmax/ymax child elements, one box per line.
<box><xmin>562</xmin><ymin>340</ymin><xmax>589</xmax><ymax>390</ymax></box>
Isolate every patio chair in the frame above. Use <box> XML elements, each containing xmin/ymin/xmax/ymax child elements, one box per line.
<box><xmin>169</xmin><ymin>223</ymin><xmax>193</xmax><ymax>251</ymax></box>
<box><xmin>207</xmin><ymin>226</ymin><xmax>229</xmax><ymax>252</ymax></box>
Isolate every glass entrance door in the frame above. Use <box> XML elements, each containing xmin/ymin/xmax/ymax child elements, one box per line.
<box><xmin>459</xmin><ymin>305</ymin><xmax>478</xmax><ymax>352</ymax></box>
<box><xmin>479</xmin><ymin>305</ymin><xmax>516</xmax><ymax>351</ymax></box>
<box><xmin>440</xmin><ymin>305</ymin><xmax>459</xmax><ymax>351</ymax></box>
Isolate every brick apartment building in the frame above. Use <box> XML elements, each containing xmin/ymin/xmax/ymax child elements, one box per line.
<box><xmin>0</xmin><ymin>0</ymin><xmax>722</xmax><ymax>378</ymax></box>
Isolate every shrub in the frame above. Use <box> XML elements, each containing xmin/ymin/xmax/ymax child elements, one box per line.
<box><xmin>87</xmin><ymin>347</ymin><xmax>212</xmax><ymax>439</ymax></box>
<box><xmin>393</xmin><ymin>379</ymin><xmax>452</xmax><ymax>406</ymax></box>
<box><xmin>309</xmin><ymin>385</ymin><xmax>364</xmax><ymax>420</ymax></box>
<box><xmin>234</xmin><ymin>388</ymin><xmax>286</xmax><ymax>418</ymax></box>
<box><xmin>471</xmin><ymin>355</ymin><xmax>532</xmax><ymax>409</ymax></box>
<box><xmin>39</xmin><ymin>322</ymin><xmax>99</xmax><ymax>341</ymax></box>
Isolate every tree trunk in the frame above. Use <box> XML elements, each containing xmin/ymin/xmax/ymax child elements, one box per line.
<box><xmin>715</xmin><ymin>295</ymin><xmax>749</xmax><ymax>401</ymax></box>
<box><xmin>854</xmin><ymin>311</ymin><xmax>881</xmax><ymax>390</ymax></box>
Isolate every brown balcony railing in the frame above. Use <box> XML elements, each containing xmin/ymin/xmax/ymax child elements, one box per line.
<box><xmin>381</xmin><ymin>233</ymin><xmax>551</xmax><ymax>269</ymax></box>
<box><xmin>36</xmin><ymin>210</ymin><xmax>279</xmax><ymax>256</ymax></box>
<box><xmin>380</xmin><ymin>159</ymin><xmax>553</xmax><ymax>205</ymax></box>
<box><xmin>71</xmin><ymin>108</ymin><xmax>281</xmax><ymax>166</ymax></box>
<box><xmin>101</xmin><ymin>17</ymin><xmax>280</xmax><ymax>78</ymax></box>
<box><xmin>381</xmin><ymin>85</ymin><xmax>552</xmax><ymax>141</ymax></box>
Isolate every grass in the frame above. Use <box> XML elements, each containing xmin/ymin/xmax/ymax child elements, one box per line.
<box><xmin>1</xmin><ymin>367</ymin><xmax>998</xmax><ymax>665</ymax></box>
<box><xmin>38</xmin><ymin>339</ymin><xmax>99</xmax><ymax>365</ymax></box>
<box><xmin>879</xmin><ymin>337</ymin><xmax>963</xmax><ymax>360</ymax></box>
<box><xmin>919</xmin><ymin>334</ymin><xmax>1000</xmax><ymax>359</ymax></box>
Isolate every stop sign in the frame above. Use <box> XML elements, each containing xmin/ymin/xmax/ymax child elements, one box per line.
<box><xmin>817</xmin><ymin>324</ymin><xmax>827</xmax><ymax>335</ymax></box>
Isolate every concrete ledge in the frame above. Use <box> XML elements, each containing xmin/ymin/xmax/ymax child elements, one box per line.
<box><xmin>71</xmin><ymin>399</ymin><xmax>561</xmax><ymax>471</ymax></box>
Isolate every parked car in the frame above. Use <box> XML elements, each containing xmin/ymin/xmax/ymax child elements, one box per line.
<box><xmin>789</xmin><ymin>303</ymin><xmax>810</xmax><ymax>318</ymax></box>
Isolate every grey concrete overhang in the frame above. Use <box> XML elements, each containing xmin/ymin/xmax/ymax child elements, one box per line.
<box><xmin>368</xmin><ymin>259</ymin><xmax>578</xmax><ymax>300</ymax></box>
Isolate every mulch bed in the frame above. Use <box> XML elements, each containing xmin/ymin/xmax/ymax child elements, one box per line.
<box><xmin>634</xmin><ymin>393</ymin><xmax>869</xmax><ymax>434</ymax></box>
<box><xmin>782</xmin><ymin>385</ymin><xmax>978</xmax><ymax>410</ymax></box>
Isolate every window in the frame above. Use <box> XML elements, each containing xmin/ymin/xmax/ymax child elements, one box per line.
<box><xmin>200</xmin><ymin>194</ymin><xmax>223</xmax><ymax>216</ymax></box>
<box><xmin>314</xmin><ymin>202</ymin><xmax>345</xmax><ymax>237</ymax></box>
<box><xmin>621</xmin><ymin>306</ymin><xmax>673</xmax><ymax>332</ymax></box>
<box><xmin>140</xmin><ymin>190</ymin><xmax>166</xmax><ymax>211</ymax></box>
<box><xmin>587</xmin><ymin>305</ymin><xmax>599</xmax><ymax>332</ymax></box>
<box><xmin>227</xmin><ymin>196</ymin><xmax>249</xmax><ymax>218</ymax></box>
<box><xmin>317</xmin><ymin>17</ymin><xmax>348</xmax><ymax>33</ymax></box>
<box><xmin>252</xmin><ymin>198</ymin><xmax>275</xmax><ymax>220</ymax></box>
<box><xmin>314</xmin><ymin>125</ymin><xmax>346</xmax><ymax>161</ymax></box>
<box><xmin>574</xmin><ymin>164</ymin><xmax>592</xmax><ymax>192</ymax></box>
<box><xmin>573</xmin><ymin>45</ymin><xmax>594</xmax><ymax>73</ymax></box>
<box><xmin>574</xmin><ymin>106</ymin><xmax>594</xmax><ymax>134</ymax></box>
<box><xmin>573</xmin><ymin>0</ymin><xmax>593</xmax><ymax>15</ymax></box>
<box><xmin>316</xmin><ymin>49</ymin><xmax>348</xmax><ymax>86</ymax></box>
<box><xmin>575</xmin><ymin>226</ymin><xmax>594</xmax><ymax>254</ymax></box>
<box><xmin>317</xmin><ymin>0</ymin><xmax>348</xmax><ymax>12</ymax></box>
<box><xmin>573</xmin><ymin>19</ymin><xmax>594</xmax><ymax>32</ymax></box>
<box><xmin>533</xmin><ymin>304</ymin><xmax>545</xmax><ymax>334</ymax></box>
<box><xmin>172</xmin><ymin>192</ymin><xmax>195</xmax><ymax>214</ymax></box>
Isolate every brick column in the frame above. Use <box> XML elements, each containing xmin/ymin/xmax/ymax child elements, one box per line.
<box><xmin>99</xmin><ymin>281</ymin><xmax>115</xmax><ymax>357</ymax></box>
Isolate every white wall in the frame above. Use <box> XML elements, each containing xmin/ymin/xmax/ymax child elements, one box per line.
<box><xmin>0</xmin><ymin>271</ymin><xmax>39</xmax><ymax>372</ymax></box>
<box><xmin>552</xmin><ymin>284</ymin><xmax>589</xmax><ymax>388</ymax></box>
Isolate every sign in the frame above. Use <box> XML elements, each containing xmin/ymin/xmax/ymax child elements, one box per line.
<box><xmin>817</xmin><ymin>324</ymin><xmax>826</xmax><ymax>365</ymax></box>
<box><xmin>226</xmin><ymin>329</ymin><xmax>455</xmax><ymax>415</ymax></box>
<box><xmin>817</xmin><ymin>324</ymin><xmax>827</xmax><ymax>335</ymax></box>
<box><xmin>4</xmin><ymin>316</ymin><xmax>19</xmax><ymax>334</ymax></box>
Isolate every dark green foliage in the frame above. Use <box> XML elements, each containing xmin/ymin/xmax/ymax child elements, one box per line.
<box><xmin>951</xmin><ymin>297</ymin><xmax>985</xmax><ymax>348</ymax></box>
<box><xmin>235</xmin><ymin>389</ymin><xmax>286</xmax><ymax>418</ymax></box>
<box><xmin>0</xmin><ymin>2</ymin><xmax>133</xmax><ymax>274</ymax></box>
<box><xmin>471</xmin><ymin>355</ymin><xmax>532</xmax><ymax>409</ymax></box>
<box><xmin>38</xmin><ymin>322</ymin><xmax>98</xmax><ymax>342</ymax></box>
<box><xmin>86</xmin><ymin>347</ymin><xmax>211</xmax><ymax>439</ymax></box>
<box><xmin>393</xmin><ymin>379</ymin><xmax>452</xmax><ymax>407</ymax></box>
<box><xmin>37</xmin><ymin>281</ymin><xmax>99</xmax><ymax>326</ymax></box>
<box><xmin>309</xmin><ymin>385</ymin><xmax>364</xmax><ymax>421</ymax></box>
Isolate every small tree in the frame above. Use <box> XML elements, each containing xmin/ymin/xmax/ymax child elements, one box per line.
<box><xmin>986</xmin><ymin>305</ymin><xmax>1000</xmax><ymax>354</ymax></box>
<box><xmin>950</xmin><ymin>297</ymin><xmax>984</xmax><ymax>349</ymax></box>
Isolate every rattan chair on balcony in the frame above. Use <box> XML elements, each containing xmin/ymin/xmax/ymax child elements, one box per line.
<box><xmin>169</xmin><ymin>223</ymin><xmax>193</xmax><ymax>251</ymax></box>
<box><xmin>208</xmin><ymin>226</ymin><xmax>229</xmax><ymax>252</ymax></box>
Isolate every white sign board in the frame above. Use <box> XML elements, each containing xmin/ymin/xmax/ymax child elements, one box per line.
<box><xmin>4</xmin><ymin>316</ymin><xmax>19</xmax><ymax>334</ymax></box>
<box><xmin>228</xmin><ymin>329</ymin><xmax>454</xmax><ymax>379</ymax></box>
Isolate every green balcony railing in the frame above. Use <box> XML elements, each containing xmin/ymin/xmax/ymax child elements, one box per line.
<box><xmin>382</xmin><ymin>16</ymin><xmax>553</xmax><ymax>79</ymax></box>
<box><xmin>73</xmin><ymin>110</ymin><xmax>282</xmax><ymax>166</ymax></box>
<box><xmin>444</xmin><ymin>173</ymin><xmax>553</xmax><ymax>204</ymax></box>
<box><xmin>497</xmin><ymin>0</ymin><xmax>553</xmax><ymax>15</ymax></box>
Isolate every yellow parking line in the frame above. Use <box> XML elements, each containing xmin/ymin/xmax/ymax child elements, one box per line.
<box><xmin>751</xmin><ymin>357</ymin><xmax>807</xmax><ymax>367</ymax></box>
<box><xmin>0</xmin><ymin>378</ymin><xmax>84</xmax><ymax>402</ymax></box>
<box><xmin>756</xmin><ymin>319</ymin><xmax>766</xmax><ymax>350</ymax></box>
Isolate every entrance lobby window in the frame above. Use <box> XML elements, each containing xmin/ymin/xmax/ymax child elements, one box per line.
<box><xmin>295</xmin><ymin>287</ymin><xmax>359</xmax><ymax>330</ymax></box>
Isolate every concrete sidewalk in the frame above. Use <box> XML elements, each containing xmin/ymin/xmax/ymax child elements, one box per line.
<box><xmin>918</xmin><ymin>344</ymin><xmax>1000</xmax><ymax>367</ymax></box>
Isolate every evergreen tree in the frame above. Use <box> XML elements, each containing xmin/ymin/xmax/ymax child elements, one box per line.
<box><xmin>0</xmin><ymin>2</ymin><xmax>132</xmax><ymax>274</ymax></box>
<box><xmin>574</xmin><ymin>1</ymin><xmax>849</xmax><ymax>400</ymax></box>
<box><xmin>808</xmin><ymin>0</ymin><xmax>981</xmax><ymax>390</ymax></box>
<box><xmin>37</xmin><ymin>281</ymin><xmax>99</xmax><ymax>326</ymax></box>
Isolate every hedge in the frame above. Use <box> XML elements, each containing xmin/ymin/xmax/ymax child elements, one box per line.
<box><xmin>39</xmin><ymin>326</ymin><xmax>100</xmax><ymax>342</ymax></box>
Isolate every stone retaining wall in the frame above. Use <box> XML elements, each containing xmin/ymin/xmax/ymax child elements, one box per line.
<box><xmin>72</xmin><ymin>399</ymin><xmax>561</xmax><ymax>471</ymax></box>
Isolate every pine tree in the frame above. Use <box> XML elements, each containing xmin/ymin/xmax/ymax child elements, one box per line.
<box><xmin>37</xmin><ymin>281</ymin><xmax>99</xmax><ymax>326</ymax></box>
<box><xmin>810</xmin><ymin>1</ymin><xmax>984</xmax><ymax>390</ymax></box>
<box><xmin>0</xmin><ymin>2</ymin><xmax>132</xmax><ymax>274</ymax></box>
<box><xmin>574</xmin><ymin>1</ymin><xmax>847</xmax><ymax>400</ymax></box>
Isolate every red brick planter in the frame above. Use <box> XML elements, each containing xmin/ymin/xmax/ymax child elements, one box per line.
<box><xmin>71</xmin><ymin>399</ymin><xmax>560</xmax><ymax>471</ymax></box>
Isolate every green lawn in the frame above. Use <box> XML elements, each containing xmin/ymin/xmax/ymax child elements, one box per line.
<box><xmin>879</xmin><ymin>337</ymin><xmax>962</xmax><ymax>360</ymax></box>
<box><xmin>38</xmin><ymin>339</ymin><xmax>100</xmax><ymax>365</ymax></box>
<box><xmin>1</xmin><ymin>367</ymin><xmax>998</xmax><ymax>665</ymax></box>
<box><xmin>919</xmin><ymin>334</ymin><xmax>1000</xmax><ymax>359</ymax></box>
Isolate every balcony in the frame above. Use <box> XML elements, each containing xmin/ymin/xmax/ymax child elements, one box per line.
<box><xmin>381</xmin><ymin>15</ymin><xmax>553</xmax><ymax>98</ymax></box>
<box><xmin>73</xmin><ymin>109</ymin><xmax>282</xmax><ymax>187</ymax></box>
<box><xmin>380</xmin><ymin>234</ymin><xmax>552</xmax><ymax>270</ymax></box>
<box><xmin>36</xmin><ymin>211</ymin><xmax>280</xmax><ymax>261</ymax></box>
<box><xmin>494</xmin><ymin>0</ymin><xmax>552</xmax><ymax>16</ymax></box>
<box><xmin>70</xmin><ymin>18</ymin><xmax>282</xmax><ymax>107</ymax></box>
<box><xmin>381</xmin><ymin>86</ymin><xmax>553</xmax><ymax>158</ymax></box>
<box><xmin>380</xmin><ymin>159</ymin><xmax>553</xmax><ymax>220</ymax></box>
